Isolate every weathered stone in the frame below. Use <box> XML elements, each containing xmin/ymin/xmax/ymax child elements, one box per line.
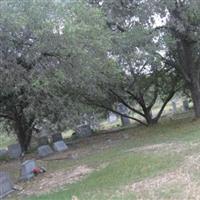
<box><xmin>108</xmin><ymin>112</ymin><xmax>118</xmax><ymax>123</ymax></box>
<box><xmin>75</xmin><ymin>125</ymin><xmax>93</xmax><ymax>138</ymax></box>
<box><xmin>117</xmin><ymin>103</ymin><xmax>128</xmax><ymax>114</ymax></box>
<box><xmin>0</xmin><ymin>149</ymin><xmax>8</xmax><ymax>158</ymax></box>
<box><xmin>52</xmin><ymin>133</ymin><xmax>63</xmax><ymax>143</ymax></box>
<box><xmin>172</xmin><ymin>101</ymin><xmax>177</xmax><ymax>114</ymax></box>
<box><xmin>38</xmin><ymin>136</ymin><xmax>49</xmax><ymax>146</ymax></box>
<box><xmin>121</xmin><ymin>116</ymin><xmax>130</xmax><ymax>126</ymax></box>
<box><xmin>0</xmin><ymin>171</ymin><xmax>14</xmax><ymax>199</ymax></box>
<box><xmin>183</xmin><ymin>100</ymin><xmax>189</xmax><ymax>112</ymax></box>
<box><xmin>8</xmin><ymin>144</ymin><xmax>22</xmax><ymax>159</ymax></box>
<box><xmin>38</xmin><ymin>145</ymin><xmax>53</xmax><ymax>157</ymax></box>
<box><xmin>53</xmin><ymin>141</ymin><xmax>68</xmax><ymax>152</ymax></box>
<box><xmin>20</xmin><ymin>160</ymin><xmax>36</xmax><ymax>180</ymax></box>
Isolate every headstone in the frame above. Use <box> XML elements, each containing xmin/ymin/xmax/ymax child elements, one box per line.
<box><xmin>20</xmin><ymin>160</ymin><xmax>36</xmax><ymax>180</ymax></box>
<box><xmin>53</xmin><ymin>141</ymin><xmax>68</xmax><ymax>152</ymax></box>
<box><xmin>75</xmin><ymin>125</ymin><xmax>93</xmax><ymax>138</ymax></box>
<box><xmin>8</xmin><ymin>144</ymin><xmax>22</xmax><ymax>159</ymax></box>
<box><xmin>121</xmin><ymin>116</ymin><xmax>130</xmax><ymax>126</ymax></box>
<box><xmin>117</xmin><ymin>103</ymin><xmax>128</xmax><ymax>114</ymax></box>
<box><xmin>38</xmin><ymin>136</ymin><xmax>49</xmax><ymax>146</ymax></box>
<box><xmin>172</xmin><ymin>101</ymin><xmax>177</xmax><ymax>114</ymax></box>
<box><xmin>183</xmin><ymin>100</ymin><xmax>189</xmax><ymax>112</ymax></box>
<box><xmin>0</xmin><ymin>172</ymin><xmax>14</xmax><ymax>199</ymax></box>
<box><xmin>0</xmin><ymin>149</ymin><xmax>8</xmax><ymax>158</ymax></box>
<box><xmin>52</xmin><ymin>133</ymin><xmax>63</xmax><ymax>143</ymax></box>
<box><xmin>108</xmin><ymin>112</ymin><xmax>118</xmax><ymax>123</ymax></box>
<box><xmin>38</xmin><ymin>145</ymin><xmax>53</xmax><ymax>157</ymax></box>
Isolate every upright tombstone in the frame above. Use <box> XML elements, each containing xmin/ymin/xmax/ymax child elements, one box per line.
<box><xmin>108</xmin><ymin>112</ymin><xmax>118</xmax><ymax>123</ymax></box>
<box><xmin>38</xmin><ymin>136</ymin><xmax>49</xmax><ymax>146</ymax></box>
<box><xmin>117</xmin><ymin>103</ymin><xmax>130</xmax><ymax>126</ymax></box>
<box><xmin>37</xmin><ymin>145</ymin><xmax>53</xmax><ymax>157</ymax></box>
<box><xmin>0</xmin><ymin>172</ymin><xmax>14</xmax><ymax>199</ymax></box>
<box><xmin>20</xmin><ymin>160</ymin><xmax>36</xmax><ymax>180</ymax></box>
<box><xmin>53</xmin><ymin>141</ymin><xmax>68</xmax><ymax>152</ymax></box>
<box><xmin>183</xmin><ymin>100</ymin><xmax>189</xmax><ymax>112</ymax></box>
<box><xmin>121</xmin><ymin>116</ymin><xmax>131</xmax><ymax>126</ymax></box>
<box><xmin>0</xmin><ymin>149</ymin><xmax>8</xmax><ymax>159</ymax></box>
<box><xmin>117</xmin><ymin>103</ymin><xmax>128</xmax><ymax>114</ymax></box>
<box><xmin>172</xmin><ymin>101</ymin><xmax>177</xmax><ymax>114</ymax></box>
<box><xmin>52</xmin><ymin>133</ymin><xmax>63</xmax><ymax>143</ymax></box>
<box><xmin>8</xmin><ymin>144</ymin><xmax>22</xmax><ymax>159</ymax></box>
<box><xmin>75</xmin><ymin>124</ymin><xmax>93</xmax><ymax>138</ymax></box>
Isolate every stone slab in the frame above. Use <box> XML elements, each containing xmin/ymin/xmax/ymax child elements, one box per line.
<box><xmin>75</xmin><ymin>125</ymin><xmax>93</xmax><ymax>138</ymax></box>
<box><xmin>0</xmin><ymin>149</ymin><xmax>8</xmax><ymax>158</ymax></box>
<box><xmin>0</xmin><ymin>171</ymin><xmax>14</xmax><ymax>199</ymax></box>
<box><xmin>121</xmin><ymin>116</ymin><xmax>130</xmax><ymax>126</ymax></box>
<box><xmin>38</xmin><ymin>145</ymin><xmax>53</xmax><ymax>157</ymax></box>
<box><xmin>8</xmin><ymin>144</ymin><xmax>22</xmax><ymax>159</ymax></box>
<box><xmin>20</xmin><ymin>160</ymin><xmax>36</xmax><ymax>180</ymax></box>
<box><xmin>53</xmin><ymin>141</ymin><xmax>68</xmax><ymax>152</ymax></box>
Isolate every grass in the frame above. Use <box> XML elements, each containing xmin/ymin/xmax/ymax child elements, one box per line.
<box><xmin>4</xmin><ymin>114</ymin><xmax>200</xmax><ymax>200</ymax></box>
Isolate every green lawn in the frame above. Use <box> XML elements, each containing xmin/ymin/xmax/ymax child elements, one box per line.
<box><xmin>9</xmin><ymin>117</ymin><xmax>198</xmax><ymax>200</ymax></box>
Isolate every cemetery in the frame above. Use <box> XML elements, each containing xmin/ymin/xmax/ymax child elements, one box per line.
<box><xmin>1</xmin><ymin>0</ymin><xmax>200</xmax><ymax>199</ymax></box>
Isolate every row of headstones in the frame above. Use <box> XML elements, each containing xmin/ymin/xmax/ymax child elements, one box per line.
<box><xmin>0</xmin><ymin>126</ymin><xmax>93</xmax><ymax>198</ymax></box>
<box><xmin>108</xmin><ymin>100</ymin><xmax>191</xmax><ymax>124</ymax></box>
<box><xmin>0</xmin><ymin>159</ymin><xmax>39</xmax><ymax>198</ymax></box>
<box><xmin>0</xmin><ymin>125</ymin><xmax>93</xmax><ymax>160</ymax></box>
<box><xmin>38</xmin><ymin>125</ymin><xmax>93</xmax><ymax>157</ymax></box>
<box><xmin>171</xmin><ymin>100</ymin><xmax>190</xmax><ymax>113</ymax></box>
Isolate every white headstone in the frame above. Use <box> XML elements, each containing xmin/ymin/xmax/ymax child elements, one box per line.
<box><xmin>0</xmin><ymin>172</ymin><xmax>13</xmax><ymax>199</ymax></box>
<box><xmin>108</xmin><ymin>112</ymin><xmax>118</xmax><ymax>123</ymax></box>
<box><xmin>172</xmin><ymin>101</ymin><xmax>177</xmax><ymax>114</ymax></box>
<box><xmin>8</xmin><ymin>144</ymin><xmax>22</xmax><ymax>159</ymax></box>
<box><xmin>38</xmin><ymin>145</ymin><xmax>53</xmax><ymax>157</ymax></box>
<box><xmin>53</xmin><ymin>141</ymin><xmax>68</xmax><ymax>152</ymax></box>
<box><xmin>20</xmin><ymin>160</ymin><xmax>36</xmax><ymax>180</ymax></box>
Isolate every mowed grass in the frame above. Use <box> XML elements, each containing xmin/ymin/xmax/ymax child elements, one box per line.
<box><xmin>27</xmin><ymin>154</ymin><xmax>181</xmax><ymax>200</ymax></box>
<box><xmin>20</xmin><ymin>116</ymin><xmax>200</xmax><ymax>200</ymax></box>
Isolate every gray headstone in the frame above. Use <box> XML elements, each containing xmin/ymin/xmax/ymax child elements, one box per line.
<box><xmin>172</xmin><ymin>101</ymin><xmax>177</xmax><ymax>114</ymax></box>
<box><xmin>38</xmin><ymin>145</ymin><xmax>53</xmax><ymax>157</ymax></box>
<box><xmin>20</xmin><ymin>160</ymin><xmax>36</xmax><ymax>180</ymax></box>
<box><xmin>8</xmin><ymin>144</ymin><xmax>22</xmax><ymax>159</ymax></box>
<box><xmin>52</xmin><ymin>133</ymin><xmax>63</xmax><ymax>143</ymax></box>
<box><xmin>183</xmin><ymin>100</ymin><xmax>189</xmax><ymax>112</ymax></box>
<box><xmin>0</xmin><ymin>172</ymin><xmax>14</xmax><ymax>199</ymax></box>
<box><xmin>38</xmin><ymin>136</ymin><xmax>49</xmax><ymax>146</ymax></box>
<box><xmin>121</xmin><ymin>116</ymin><xmax>130</xmax><ymax>126</ymax></box>
<box><xmin>0</xmin><ymin>149</ymin><xmax>8</xmax><ymax>158</ymax></box>
<box><xmin>117</xmin><ymin>103</ymin><xmax>128</xmax><ymax>114</ymax></box>
<box><xmin>75</xmin><ymin>125</ymin><xmax>93</xmax><ymax>138</ymax></box>
<box><xmin>53</xmin><ymin>141</ymin><xmax>68</xmax><ymax>152</ymax></box>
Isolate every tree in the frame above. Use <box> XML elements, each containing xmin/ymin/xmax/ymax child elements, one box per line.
<box><xmin>54</xmin><ymin>1</ymin><xmax>179</xmax><ymax>126</ymax></box>
<box><xmin>155</xmin><ymin>0</ymin><xmax>200</xmax><ymax>118</ymax></box>
<box><xmin>0</xmin><ymin>0</ymin><xmax>69</xmax><ymax>152</ymax></box>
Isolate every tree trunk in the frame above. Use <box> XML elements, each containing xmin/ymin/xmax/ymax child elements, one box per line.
<box><xmin>191</xmin><ymin>88</ymin><xmax>200</xmax><ymax>118</ymax></box>
<box><xmin>14</xmin><ymin>112</ymin><xmax>33</xmax><ymax>153</ymax></box>
<box><xmin>144</xmin><ymin>110</ymin><xmax>158</xmax><ymax>126</ymax></box>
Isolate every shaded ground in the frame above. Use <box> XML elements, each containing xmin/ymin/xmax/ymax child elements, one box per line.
<box><xmin>2</xmin><ymin>117</ymin><xmax>200</xmax><ymax>199</ymax></box>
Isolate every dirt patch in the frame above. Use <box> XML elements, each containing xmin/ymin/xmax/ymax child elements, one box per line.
<box><xmin>19</xmin><ymin>165</ymin><xmax>93</xmax><ymax>196</ymax></box>
<box><xmin>126</xmin><ymin>153</ymin><xmax>200</xmax><ymax>199</ymax></box>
